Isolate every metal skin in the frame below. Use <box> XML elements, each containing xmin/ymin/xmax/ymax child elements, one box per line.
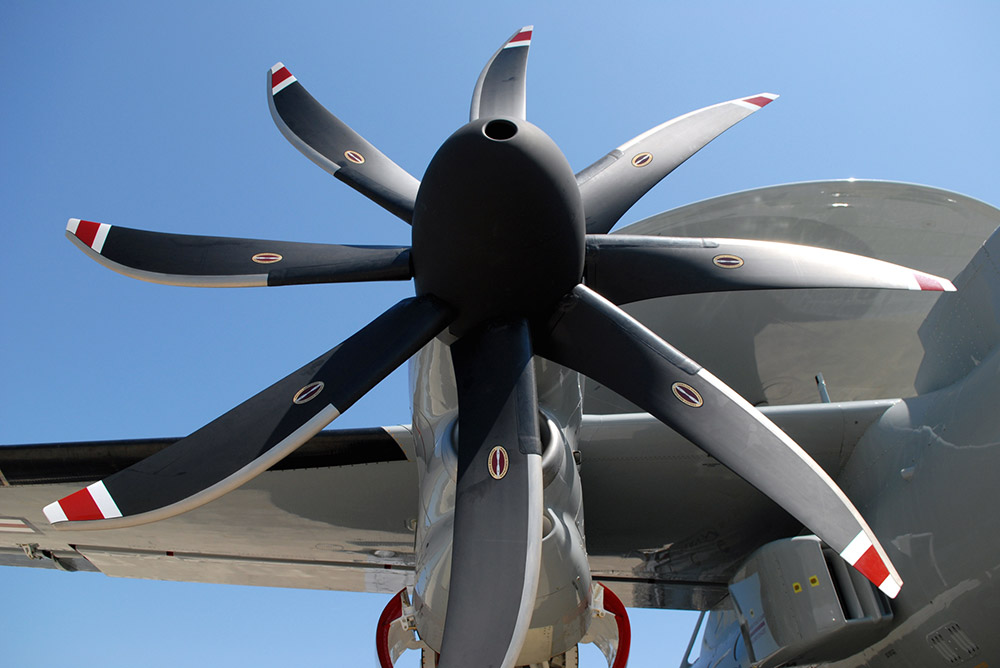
<box><xmin>410</xmin><ymin>341</ymin><xmax>592</xmax><ymax>665</ymax></box>
<box><xmin>658</xmin><ymin>190</ymin><xmax>1000</xmax><ymax>667</ymax></box>
<box><xmin>4</xmin><ymin>179</ymin><xmax>994</xmax><ymax>666</ymax></box>
<box><xmin>409</xmin><ymin>116</ymin><xmax>590</xmax><ymax>665</ymax></box>
<box><xmin>27</xmin><ymin>26</ymin><xmax>986</xmax><ymax>668</ymax></box>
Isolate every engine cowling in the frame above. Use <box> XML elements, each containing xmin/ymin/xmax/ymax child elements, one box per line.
<box><xmin>404</xmin><ymin>342</ymin><xmax>610</xmax><ymax>665</ymax></box>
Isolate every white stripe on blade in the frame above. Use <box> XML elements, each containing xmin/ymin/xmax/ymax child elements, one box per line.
<box><xmin>840</xmin><ymin>530</ymin><xmax>872</xmax><ymax>565</ymax></box>
<box><xmin>43</xmin><ymin>501</ymin><xmax>68</xmax><ymax>524</ymax></box>
<box><xmin>879</xmin><ymin>575</ymin><xmax>902</xmax><ymax>598</ymax></box>
<box><xmin>91</xmin><ymin>223</ymin><xmax>111</xmax><ymax>253</ymax></box>
<box><xmin>87</xmin><ymin>480</ymin><xmax>123</xmax><ymax>519</ymax></box>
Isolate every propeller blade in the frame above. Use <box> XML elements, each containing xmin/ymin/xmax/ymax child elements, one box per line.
<box><xmin>43</xmin><ymin>296</ymin><xmax>452</xmax><ymax>530</ymax></box>
<box><xmin>578</xmin><ymin>93</ymin><xmax>777</xmax><ymax>234</ymax></box>
<box><xmin>439</xmin><ymin>319</ymin><xmax>543</xmax><ymax>668</ymax></box>
<box><xmin>268</xmin><ymin>63</ymin><xmax>420</xmax><ymax>223</ymax></box>
<box><xmin>538</xmin><ymin>285</ymin><xmax>902</xmax><ymax>598</ymax></box>
<box><xmin>66</xmin><ymin>219</ymin><xmax>411</xmax><ymax>287</ymax></box>
<box><xmin>584</xmin><ymin>234</ymin><xmax>956</xmax><ymax>304</ymax></box>
<box><xmin>470</xmin><ymin>26</ymin><xmax>533</xmax><ymax>122</ymax></box>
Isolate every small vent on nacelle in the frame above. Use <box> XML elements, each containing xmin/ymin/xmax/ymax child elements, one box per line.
<box><xmin>927</xmin><ymin>622</ymin><xmax>980</xmax><ymax>664</ymax></box>
<box><xmin>727</xmin><ymin>537</ymin><xmax>894</xmax><ymax>667</ymax></box>
<box><xmin>822</xmin><ymin>547</ymin><xmax>892</xmax><ymax>621</ymax></box>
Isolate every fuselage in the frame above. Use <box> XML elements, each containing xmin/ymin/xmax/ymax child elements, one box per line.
<box><xmin>689</xmin><ymin>324</ymin><xmax>1000</xmax><ymax>666</ymax></box>
<box><xmin>827</xmin><ymin>345</ymin><xmax>1000</xmax><ymax>666</ymax></box>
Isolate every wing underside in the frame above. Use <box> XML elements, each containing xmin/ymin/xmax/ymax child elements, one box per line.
<box><xmin>0</xmin><ymin>400</ymin><xmax>893</xmax><ymax>608</ymax></box>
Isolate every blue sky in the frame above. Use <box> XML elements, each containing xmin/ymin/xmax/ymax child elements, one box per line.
<box><xmin>2</xmin><ymin>2</ymin><xmax>998</xmax><ymax>666</ymax></box>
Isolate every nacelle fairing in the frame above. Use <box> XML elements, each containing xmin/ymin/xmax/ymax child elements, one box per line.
<box><xmin>409</xmin><ymin>340</ymin><xmax>593</xmax><ymax>665</ymax></box>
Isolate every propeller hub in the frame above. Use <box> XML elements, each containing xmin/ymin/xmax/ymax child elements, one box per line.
<box><xmin>412</xmin><ymin>118</ymin><xmax>584</xmax><ymax>335</ymax></box>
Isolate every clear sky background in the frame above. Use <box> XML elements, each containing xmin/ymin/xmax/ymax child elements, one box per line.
<box><xmin>2</xmin><ymin>2</ymin><xmax>998</xmax><ymax>666</ymax></box>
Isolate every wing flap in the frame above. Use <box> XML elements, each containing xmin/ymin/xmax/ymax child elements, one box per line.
<box><xmin>74</xmin><ymin>545</ymin><xmax>413</xmax><ymax>594</ymax></box>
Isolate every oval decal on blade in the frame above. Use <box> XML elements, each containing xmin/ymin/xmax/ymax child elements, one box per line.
<box><xmin>713</xmin><ymin>254</ymin><xmax>744</xmax><ymax>269</ymax></box>
<box><xmin>252</xmin><ymin>252</ymin><xmax>283</xmax><ymax>264</ymax></box>
<box><xmin>344</xmin><ymin>150</ymin><xmax>366</xmax><ymax>164</ymax></box>
<box><xmin>672</xmin><ymin>382</ymin><xmax>704</xmax><ymax>407</ymax></box>
<box><xmin>488</xmin><ymin>446</ymin><xmax>509</xmax><ymax>480</ymax></box>
<box><xmin>293</xmin><ymin>381</ymin><xmax>325</xmax><ymax>405</ymax></box>
<box><xmin>631</xmin><ymin>152</ymin><xmax>653</xmax><ymax>168</ymax></box>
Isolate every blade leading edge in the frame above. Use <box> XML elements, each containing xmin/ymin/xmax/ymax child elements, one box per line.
<box><xmin>269</xmin><ymin>63</ymin><xmax>420</xmax><ymax>223</ymax></box>
<box><xmin>583</xmin><ymin>234</ymin><xmax>955</xmax><ymax>304</ymax></box>
<box><xmin>44</xmin><ymin>296</ymin><xmax>452</xmax><ymax>530</ymax></box>
<box><xmin>470</xmin><ymin>26</ymin><xmax>533</xmax><ymax>122</ymax></box>
<box><xmin>577</xmin><ymin>93</ymin><xmax>777</xmax><ymax>234</ymax></box>
<box><xmin>439</xmin><ymin>319</ymin><xmax>543</xmax><ymax>668</ymax></box>
<box><xmin>538</xmin><ymin>285</ymin><xmax>902</xmax><ymax>597</ymax></box>
<box><xmin>67</xmin><ymin>219</ymin><xmax>412</xmax><ymax>287</ymax></box>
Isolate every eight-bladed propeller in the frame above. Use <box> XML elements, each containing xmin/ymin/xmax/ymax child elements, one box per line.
<box><xmin>50</xmin><ymin>25</ymin><xmax>955</xmax><ymax>666</ymax></box>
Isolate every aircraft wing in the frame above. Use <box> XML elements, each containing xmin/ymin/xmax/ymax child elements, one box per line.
<box><xmin>0</xmin><ymin>400</ymin><xmax>895</xmax><ymax>609</ymax></box>
<box><xmin>0</xmin><ymin>427</ymin><xmax>420</xmax><ymax>592</ymax></box>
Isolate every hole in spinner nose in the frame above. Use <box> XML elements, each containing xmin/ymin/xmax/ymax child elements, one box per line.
<box><xmin>483</xmin><ymin>119</ymin><xmax>518</xmax><ymax>141</ymax></box>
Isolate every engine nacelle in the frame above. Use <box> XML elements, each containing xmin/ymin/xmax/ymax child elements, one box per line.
<box><xmin>412</xmin><ymin>408</ymin><xmax>590</xmax><ymax>663</ymax></box>
<box><xmin>685</xmin><ymin>536</ymin><xmax>894</xmax><ymax>668</ymax></box>
<box><xmin>404</xmin><ymin>343</ymin><xmax>616</xmax><ymax>666</ymax></box>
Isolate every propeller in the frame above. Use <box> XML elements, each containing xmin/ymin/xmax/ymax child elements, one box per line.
<box><xmin>584</xmin><ymin>234</ymin><xmax>955</xmax><ymax>304</ymax></box>
<box><xmin>44</xmin><ymin>296</ymin><xmax>451</xmax><ymax>528</ymax></box>
<box><xmin>577</xmin><ymin>92</ymin><xmax>778</xmax><ymax>234</ymax></box>
<box><xmin>535</xmin><ymin>285</ymin><xmax>902</xmax><ymax>597</ymax></box>
<box><xmin>49</xmin><ymin>25</ymin><xmax>955</xmax><ymax>664</ymax></box>
<box><xmin>65</xmin><ymin>218</ymin><xmax>411</xmax><ymax>287</ymax></box>
<box><xmin>268</xmin><ymin>62</ymin><xmax>420</xmax><ymax>223</ymax></box>
<box><xmin>470</xmin><ymin>26</ymin><xmax>533</xmax><ymax>121</ymax></box>
<box><xmin>443</xmin><ymin>319</ymin><xmax>543</xmax><ymax>667</ymax></box>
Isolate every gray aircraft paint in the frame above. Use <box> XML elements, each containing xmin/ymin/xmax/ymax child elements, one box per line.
<box><xmin>682</xmin><ymin>194</ymin><xmax>1000</xmax><ymax>666</ymax></box>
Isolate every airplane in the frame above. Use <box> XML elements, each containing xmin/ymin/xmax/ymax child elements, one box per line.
<box><xmin>2</xmin><ymin>25</ymin><xmax>998</xmax><ymax>667</ymax></box>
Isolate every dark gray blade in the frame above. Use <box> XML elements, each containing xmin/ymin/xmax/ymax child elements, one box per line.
<box><xmin>470</xmin><ymin>26</ymin><xmax>533</xmax><ymax>121</ymax></box>
<box><xmin>2</xmin><ymin>427</ymin><xmax>409</xmax><ymax>485</ymax></box>
<box><xmin>268</xmin><ymin>63</ymin><xmax>420</xmax><ymax>223</ymax></box>
<box><xmin>66</xmin><ymin>219</ymin><xmax>411</xmax><ymax>287</ymax></box>
<box><xmin>584</xmin><ymin>234</ymin><xmax>956</xmax><ymax>304</ymax></box>
<box><xmin>577</xmin><ymin>94</ymin><xmax>777</xmax><ymax>234</ymax></box>
<box><xmin>537</xmin><ymin>285</ymin><xmax>902</xmax><ymax>597</ymax></box>
<box><xmin>43</xmin><ymin>296</ymin><xmax>452</xmax><ymax>529</ymax></box>
<box><xmin>439</xmin><ymin>319</ymin><xmax>543</xmax><ymax>668</ymax></box>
